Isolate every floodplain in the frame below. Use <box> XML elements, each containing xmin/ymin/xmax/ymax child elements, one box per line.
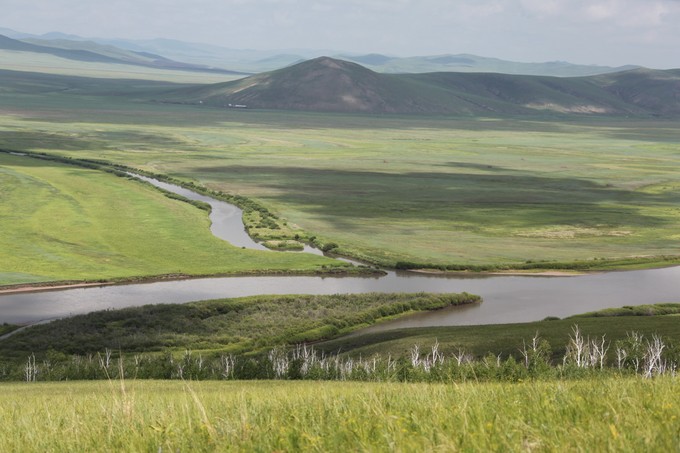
<box><xmin>0</xmin><ymin>151</ymin><xmax>345</xmax><ymax>285</ymax></box>
<box><xmin>1</xmin><ymin>71</ymin><xmax>679</xmax><ymax>277</ymax></box>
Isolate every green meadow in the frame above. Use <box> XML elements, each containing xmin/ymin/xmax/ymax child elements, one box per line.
<box><xmin>1</xmin><ymin>73</ymin><xmax>679</xmax><ymax>271</ymax></box>
<box><xmin>1</xmin><ymin>378</ymin><xmax>678</xmax><ymax>452</ymax></box>
<box><xmin>0</xmin><ymin>152</ymin><xmax>346</xmax><ymax>285</ymax></box>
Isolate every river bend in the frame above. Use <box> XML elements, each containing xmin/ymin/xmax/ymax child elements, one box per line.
<box><xmin>2</xmin><ymin>172</ymin><xmax>679</xmax><ymax>329</ymax></box>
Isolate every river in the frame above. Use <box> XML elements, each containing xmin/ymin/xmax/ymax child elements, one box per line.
<box><xmin>2</xmin><ymin>173</ymin><xmax>679</xmax><ymax>328</ymax></box>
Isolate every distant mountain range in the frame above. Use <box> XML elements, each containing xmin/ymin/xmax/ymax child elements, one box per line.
<box><xmin>0</xmin><ymin>33</ymin><xmax>245</xmax><ymax>75</ymax></box>
<box><xmin>0</xmin><ymin>28</ymin><xmax>638</xmax><ymax>76</ymax></box>
<box><xmin>1</xmin><ymin>28</ymin><xmax>678</xmax><ymax>117</ymax></box>
<box><xmin>161</xmin><ymin>57</ymin><xmax>680</xmax><ymax>116</ymax></box>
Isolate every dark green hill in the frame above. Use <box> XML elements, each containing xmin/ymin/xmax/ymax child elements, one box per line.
<box><xmin>163</xmin><ymin>57</ymin><xmax>680</xmax><ymax>116</ymax></box>
<box><xmin>593</xmin><ymin>68</ymin><xmax>680</xmax><ymax>116</ymax></box>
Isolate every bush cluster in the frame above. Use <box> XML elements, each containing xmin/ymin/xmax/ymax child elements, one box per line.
<box><xmin>8</xmin><ymin>328</ymin><xmax>679</xmax><ymax>382</ymax></box>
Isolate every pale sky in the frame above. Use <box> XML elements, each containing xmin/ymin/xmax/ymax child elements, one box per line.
<box><xmin>3</xmin><ymin>0</ymin><xmax>680</xmax><ymax>68</ymax></box>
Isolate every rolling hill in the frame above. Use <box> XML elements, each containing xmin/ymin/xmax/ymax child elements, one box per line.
<box><xmin>0</xmin><ymin>34</ymin><xmax>244</xmax><ymax>75</ymax></box>
<box><xmin>0</xmin><ymin>28</ymin><xmax>639</xmax><ymax>76</ymax></box>
<box><xmin>161</xmin><ymin>56</ymin><xmax>680</xmax><ymax>116</ymax></box>
<box><xmin>339</xmin><ymin>53</ymin><xmax>638</xmax><ymax>77</ymax></box>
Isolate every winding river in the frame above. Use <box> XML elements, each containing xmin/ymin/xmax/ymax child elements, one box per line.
<box><xmin>2</xmin><ymin>173</ymin><xmax>679</xmax><ymax>329</ymax></box>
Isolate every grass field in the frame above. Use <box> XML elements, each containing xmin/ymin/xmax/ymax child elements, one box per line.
<box><xmin>0</xmin><ymin>152</ymin><xmax>347</xmax><ymax>285</ymax></box>
<box><xmin>1</xmin><ymin>77</ymin><xmax>679</xmax><ymax>269</ymax></box>
<box><xmin>0</xmin><ymin>378</ymin><xmax>678</xmax><ymax>452</ymax></box>
<box><xmin>319</xmin><ymin>313</ymin><xmax>680</xmax><ymax>360</ymax></box>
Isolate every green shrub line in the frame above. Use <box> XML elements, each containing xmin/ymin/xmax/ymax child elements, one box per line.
<box><xmin>0</xmin><ymin>292</ymin><xmax>481</xmax><ymax>361</ymax></box>
<box><xmin>570</xmin><ymin>303</ymin><xmax>680</xmax><ymax>318</ymax></box>
<box><xmin>392</xmin><ymin>255</ymin><xmax>680</xmax><ymax>273</ymax></box>
<box><xmin>3</xmin><ymin>298</ymin><xmax>680</xmax><ymax>383</ymax></box>
<box><xmin>5</xmin><ymin>326</ymin><xmax>679</xmax><ymax>382</ymax></box>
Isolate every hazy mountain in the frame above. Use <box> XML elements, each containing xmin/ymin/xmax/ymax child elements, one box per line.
<box><xmin>339</xmin><ymin>54</ymin><xmax>639</xmax><ymax>77</ymax></box>
<box><xmin>161</xmin><ymin>57</ymin><xmax>680</xmax><ymax>116</ymax></box>
<box><xmin>0</xmin><ymin>33</ymin><xmax>245</xmax><ymax>75</ymax></box>
<box><xmin>0</xmin><ymin>34</ymin><xmax>122</xmax><ymax>63</ymax></box>
<box><xmin>0</xmin><ymin>28</ymin><xmax>640</xmax><ymax>76</ymax></box>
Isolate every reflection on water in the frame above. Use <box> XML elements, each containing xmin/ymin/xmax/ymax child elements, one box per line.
<box><xmin>2</xmin><ymin>266</ymin><xmax>680</xmax><ymax>328</ymax></box>
<box><xmin>3</xmin><ymin>171</ymin><xmax>679</xmax><ymax>330</ymax></box>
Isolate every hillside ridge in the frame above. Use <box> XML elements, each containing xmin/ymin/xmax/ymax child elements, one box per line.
<box><xmin>163</xmin><ymin>56</ymin><xmax>680</xmax><ymax>116</ymax></box>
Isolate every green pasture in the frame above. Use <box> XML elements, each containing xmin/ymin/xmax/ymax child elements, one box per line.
<box><xmin>1</xmin><ymin>71</ymin><xmax>680</xmax><ymax>269</ymax></box>
<box><xmin>0</xmin><ymin>152</ymin><xmax>346</xmax><ymax>285</ymax></box>
<box><xmin>1</xmin><ymin>378</ymin><xmax>678</xmax><ymax>452</ymax></box>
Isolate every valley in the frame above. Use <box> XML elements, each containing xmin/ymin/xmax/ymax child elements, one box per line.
<box><xmin>0</xmin><ymin>31</ymin><xmax>679</xmax><ymax>450</ymax></box>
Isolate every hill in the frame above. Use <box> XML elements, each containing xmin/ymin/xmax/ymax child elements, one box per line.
<box><xmin>0</xmin><ymin>34</ymin><xmax>244</xmax><ymax>75</ymax></box>
<box><xmin>339</xmin><ymin>53</ymin><xmax>638</xmax><ymax>77</ymax></box>
<box><xmin>0</xmin><ymin>28</ymin><xmax>640</xmax><ymax>76</ymax></box>
<box><xmin>163</xmin><ymin>57</ymin><xmax>680</xmax><ymax>116</ymax></box>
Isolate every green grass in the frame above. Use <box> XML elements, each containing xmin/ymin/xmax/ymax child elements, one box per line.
<box><xmin>318</xmin><ymin>313</ymin><xmax>680</xmax><ymax>360</ymax></box>
<box><xmin>0</xmin><ymin>152</ymin><xmax>347</xmax><ymax>285</ymax></box>
<box><xmin>0</xmin><ymin>324</ymin><xmax>18</xmax><ymax>336</ymax></box>
<box><xmin>0</xmin><ymin>378</ymin><xmax>678</xmax><ymax>452</ymax></box>
<box><xmin>2</xmin><ymin>70</ymin><xmax>680</xmax><ymax>269</ymax></box>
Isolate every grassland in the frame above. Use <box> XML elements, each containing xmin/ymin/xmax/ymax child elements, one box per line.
<box><xmin>1</xmin><ymin>71</ymin><xmax>679</xmax><ymax>270</ymax></box>
<box><xmin>1</xmin><ymin>378</ymin><xmax>678</xmax><ymax>452</ymax></box>
<box><xmin>0</xmin><ymin>151</ymin><xmax>348</xmax><ymax>285</ymax></box>
<box><xmin>318</xmin><ymin>312</ymin><xmax>680</xmax><ymax>360</ymax></box>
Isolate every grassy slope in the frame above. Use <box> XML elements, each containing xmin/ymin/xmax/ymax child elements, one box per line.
<box><xmin>318</xmin><ymin>315</ymin><xmax>680</xmax><ymax>360</ymax></box>
<box><xmin>0</xmin><ymin>378</ymin><xmax>678</xmax><ymax>452</ymax></box>
<box><xmin>2</xmin><ymin>70</ymin><xmax>680</xmax><ymax>269</ymax></box>
<box><xmin>0</xmin><ymin>152</ymin><xmax>344</xmax><ymax>285</ymax></box>
<box><xmin>170</xmin><ymin>59</ymin><xmax>679</xmax><ymax>115</ymax></box>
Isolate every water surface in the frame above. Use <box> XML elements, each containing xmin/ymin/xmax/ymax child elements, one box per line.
<box><xmin>3</xmin><ymin>171</ymin><xmax>678</xmax><ymax>329</ymax></box>
<box><xmin>2</xmin><ymin>266</ymin><xmax>679</xmax><ymax>326</ymax></box>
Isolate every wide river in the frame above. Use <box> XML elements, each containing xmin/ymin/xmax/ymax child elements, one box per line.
<box><xmin>2</xmin><ymin>173</ymin><xmax>679</xmax><ymax>329</ymax></box>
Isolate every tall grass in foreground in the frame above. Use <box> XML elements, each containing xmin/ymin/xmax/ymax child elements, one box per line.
<box><xmin>0</xmin><ymin>378</ymin><xmax>678</xmax><ymax>452</ymax></box>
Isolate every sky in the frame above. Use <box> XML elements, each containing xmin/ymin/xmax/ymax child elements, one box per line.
<box><xmin>3</xmin><ymin>0</ymin><xmax>680</xmax><ymax>68</ymax></box>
